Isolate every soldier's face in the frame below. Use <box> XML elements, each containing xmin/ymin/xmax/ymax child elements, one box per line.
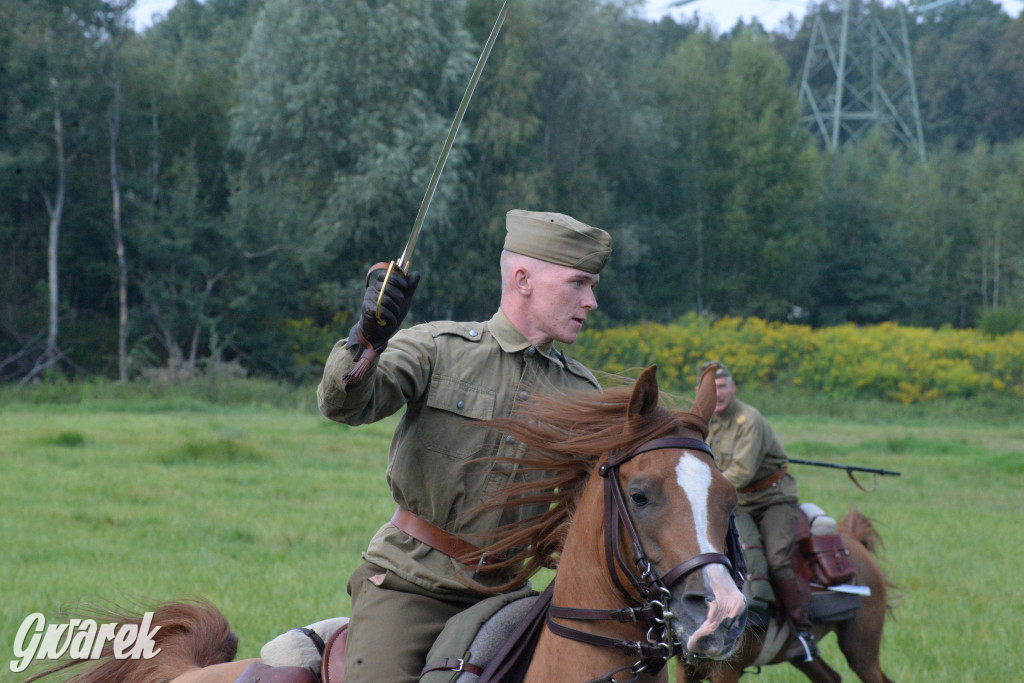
<box><xmin>714</xmin><ymin>377</ymin><xmax>735</xmax><ymax>415</ymax></box>
<box><xmin>529</xmin><ymin>264</ymin><xmax>599</xmax><ymax>344</ymax></box>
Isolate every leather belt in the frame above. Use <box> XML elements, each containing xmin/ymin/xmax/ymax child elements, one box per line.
<box><xmin>390</xmin><ymin>507</ymin><xmax>500</xmax><ymax>573</ymax></box>
<box><xmin>740</xmin><ymin>465</ymin><xmax>787</xmax><ymax>494</ymax></box>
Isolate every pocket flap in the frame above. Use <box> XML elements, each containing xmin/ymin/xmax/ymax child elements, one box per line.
<box><xmin>426</xmin><ymin>374</ymin><xmax>496</xmax><ymax>420</ymax></box>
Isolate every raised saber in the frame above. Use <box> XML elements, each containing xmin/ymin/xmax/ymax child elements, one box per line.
<box><xmin>373</xmin><ymin>0</ymin><xmax>511</xmax><ymax>325</ymax></box>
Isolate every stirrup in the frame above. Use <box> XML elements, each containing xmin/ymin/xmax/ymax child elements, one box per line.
<box><xmin>787</xmin><ymin>631</ymin><xmax>818</xmax><ymax>663</ymax></box>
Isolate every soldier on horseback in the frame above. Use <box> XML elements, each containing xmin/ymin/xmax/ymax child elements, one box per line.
<box><xmin>698</xmin><ymin>360</ymin><xmax>819</xmax><ymax>664</ymax></box>
<box><xmin>317</xmin><ymin>210</ymin><xmax>612</xmax><ymax>682</ymax></box>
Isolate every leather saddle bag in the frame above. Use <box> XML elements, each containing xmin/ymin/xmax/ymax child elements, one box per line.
<box><xmin>799</xmin><ymin>533</ymin><xmax>855</xmax><ymax>586</ymax></box>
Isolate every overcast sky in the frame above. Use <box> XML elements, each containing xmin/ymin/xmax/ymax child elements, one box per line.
<box><xmin>131</xmin><ymin>0</ymin><xmax>1023</xmax><ymax>33</ymax></box>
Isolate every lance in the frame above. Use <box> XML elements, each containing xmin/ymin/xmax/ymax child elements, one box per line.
<box><xmin>370</xmin><ymin>0</ymin><xmax>511</xmax><ymax>325</ymax></box>
<box><xmin>788</xmin><ymin>458</ymin><xmax>901</xmax><ymax>493</ymax></box>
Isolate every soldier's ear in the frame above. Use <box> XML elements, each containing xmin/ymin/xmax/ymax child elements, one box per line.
<box><xmin>512</xmin><ymin>266</ymin><xmax>532</xmax><ymax>295</ymax></box>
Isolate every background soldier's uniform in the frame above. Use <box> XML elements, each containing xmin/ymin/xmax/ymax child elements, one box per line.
<box><xmin>318</xmin><ymin>310</ymin><xmax>600</xmax><ymax>682</ymax></box>
<box><xmin>708</xmin><ymin>397</ymin><xmax>799</xmax><ymax>577</ymax></box>
<box><xmin>708</xmin><ymin>394</ymin><xmax>815</xmax><ymax>660</ymax></box>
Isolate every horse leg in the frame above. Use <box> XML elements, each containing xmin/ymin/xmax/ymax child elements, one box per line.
<box><xmin>833</xmin><ymin>545</ymin><xmax>893</xmax><ymax>683</ymax></box>
<box><xmin>835</xmin><ymin>616</ymin><xmax>893</xmax><ymax>683</ymax></box>
<box><xmin>791</xmin><ymin>656</ymin><xmax>842</xmax><ymax>683</ymax></box>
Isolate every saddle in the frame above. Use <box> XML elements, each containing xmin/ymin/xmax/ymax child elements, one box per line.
<box><xmin>235</xmin><ymin>583</ymin><xmax>544</xmax><ymax>683</ymax></box>
<box><xmin>736</xmin><ymin>504</ymin><xmax>860</xmax><ymax>626</ymax></box>
<box><xmin>232</xmin><ymin>620</ymin><xmax>348</xmax><ymax>683</ymax></box>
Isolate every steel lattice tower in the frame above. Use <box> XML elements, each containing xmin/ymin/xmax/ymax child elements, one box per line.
<box><xmin>799</xmin><ymin>0</ymin><xmax>926</xmax><ymax>160</ymax></box>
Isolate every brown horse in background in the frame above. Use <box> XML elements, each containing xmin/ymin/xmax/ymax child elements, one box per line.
<box><xmin>26</xmin><ymin>365</ymin><xmax>748</xmax><ymax>683</ymax></box>
<box><xmin>679</xmin><ymin>509</ymin><xmax>895</xmax><ymax>683</ymax></box>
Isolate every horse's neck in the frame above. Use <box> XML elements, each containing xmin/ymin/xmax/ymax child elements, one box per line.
<box><xmin>556</xmin><ymin>482</ymin><xmax>625</xmax><ymax>608</ymax></box>
<box><xmin>525</xmin><ymin>479</ymin><xmax>668</xmax><ymax>683</ymax></box>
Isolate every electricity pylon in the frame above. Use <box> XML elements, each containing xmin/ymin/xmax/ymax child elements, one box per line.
<box><xmin>799</xmin><ymin>0</ymin><xmax>926</xmax><ymax>160</ymax></box>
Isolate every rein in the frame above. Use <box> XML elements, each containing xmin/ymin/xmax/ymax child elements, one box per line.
<box><xmin>546</xmin><ymin>436</ymin><xmax>744</xmax><ymax>680</ymax></box>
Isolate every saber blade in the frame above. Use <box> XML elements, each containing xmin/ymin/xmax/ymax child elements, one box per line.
<box><xmin>396</xmin><ymin>0</ymin><xmax>510</xmax><ymax>272</ymax></box>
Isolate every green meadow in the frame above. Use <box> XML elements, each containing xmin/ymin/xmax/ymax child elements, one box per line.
<box><xmin>1</xmin><ymin>380</ymin><xmax>1022</xmax><ymax>682</ymax></box>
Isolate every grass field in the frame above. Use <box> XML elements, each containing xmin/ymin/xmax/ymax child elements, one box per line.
<box><xmin>1</xmin><ymin>379</ymin><xmax>1022</xmax><ymax>682</ymax></box>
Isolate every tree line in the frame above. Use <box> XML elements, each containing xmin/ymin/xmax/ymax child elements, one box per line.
<box><xmin>2</xmin><ymin>0</ymin><xmax>1022</xmax><ymax>383</ymax></box>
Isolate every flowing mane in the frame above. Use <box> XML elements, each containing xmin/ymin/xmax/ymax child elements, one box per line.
<box><xmin>458</xmin><ymin>379</ymin><xmax>710</xmax><ymax>590</ymax></box>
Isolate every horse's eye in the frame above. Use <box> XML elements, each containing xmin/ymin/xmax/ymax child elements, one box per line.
<box><xmin>629</xmin><ymin>491</ymin><xmax>649</xmax><ymax>507</ymax></box>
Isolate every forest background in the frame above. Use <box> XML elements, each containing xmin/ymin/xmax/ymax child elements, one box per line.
<box><xmin>3</xmin><ymin>0</ymin><xmax>1024</xmax><ymax>386</ymax></box>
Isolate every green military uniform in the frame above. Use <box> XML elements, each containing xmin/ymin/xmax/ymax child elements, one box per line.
<box><xmin>318</xmin><ymin>209</ymin><xmax>611</xmax><ymax>683</ymax></box>
<box><xmin>707</xmin><ymin>397</ymin><xmax>800</xmax><ymax>579</ymax></box>
<box><xmin>319</xmin><ymin>309</ymin><xmax>600</xmax><ymax>592</ymax></box>
<box><xmin>704</xmin><ymin>361</ymin><xmax>817</xmax><ymax>661</ymax></box>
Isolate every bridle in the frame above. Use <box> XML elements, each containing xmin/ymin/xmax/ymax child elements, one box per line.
<box><xmin>546</xmin><ymin>436</ymin><xmax>746</xmax><ymax>682</ymax></box>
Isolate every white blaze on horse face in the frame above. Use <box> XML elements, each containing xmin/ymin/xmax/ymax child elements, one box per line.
<box><xmin>675</xmin><ymin>452</ymin><xmax>746</xmax><ymax>653</ymax></box>
<box><xmin>675</xmin><ymin>453</ymin><xmax>715</xmax><ymax>553</ymax></box>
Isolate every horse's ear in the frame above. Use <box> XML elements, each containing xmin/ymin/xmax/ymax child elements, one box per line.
<box><xmin>692</xmin><ymin>365</ymin><xmax>717</xmax><ymax>423</ymax></box>
<box><xmin>628</xmin><ymin>365</ymin><xmax>660</xmax><ymax>419</ymax></box>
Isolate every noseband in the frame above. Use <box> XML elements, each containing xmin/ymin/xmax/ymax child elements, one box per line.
<box><xmin>546</xmin><ymin>436</ymin><xmax>746</xmax><ymax>681</ymax></box>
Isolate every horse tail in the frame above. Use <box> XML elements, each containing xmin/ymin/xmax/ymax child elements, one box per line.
<box><xmin>23</xmin><ymin>598</ymin><xmax>237</xmax><ymax>683</ymax></box>
<box><xmin>837</xmin><ymin>506</ymin><xmax>883</xmax><ymax>555</ymax></box>
<box><xmin>838</xmin><ymin>507</ymin><xmax>902</xmax><ymax>614</ymax></box>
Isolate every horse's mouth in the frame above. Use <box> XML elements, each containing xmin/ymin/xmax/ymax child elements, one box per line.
<box><xmin>673</xmin><ymin>611</ymin><xmax>746</xmax><ymax>661</ymax></box>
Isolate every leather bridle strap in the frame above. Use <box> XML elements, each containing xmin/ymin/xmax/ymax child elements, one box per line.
<box><xmin>545</xmin><ymin>608</ymin><xmax>672</xmax><ymax>662</ymax></box>
<box><xmin>600</xmin><ymin>436</ymin><xmax>731</xmax><ymax>603</ymax></box>
<box><xmin>600</xmin><ymin>436</ymin><xmax>713</xmax><ymax>472</ymax></box>
<box><xmin>549</xmin><ymin>603</ymin><xmax>659</xmax><ymax>624</ymax></box>
<box><xmin>545</xmin><ymin>435</ymin><xmax>736</xmax><ymax>675</ymax></box>
<box><xmin>659</xmin><ymin>551</ymin><xmax>733</xmax><ymax>589</ymax></box>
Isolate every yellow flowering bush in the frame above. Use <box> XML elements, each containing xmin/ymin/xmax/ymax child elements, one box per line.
<box><xmin>572</xmin><ymin>315</ymin><xmax>1024</xmax><ymax>403</ymax></box>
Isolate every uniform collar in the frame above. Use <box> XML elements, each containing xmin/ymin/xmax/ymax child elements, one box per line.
<box><xmin>489</xmin><ymin>309</ymin><xmax>562</xmax><ymax>364</ymax></box>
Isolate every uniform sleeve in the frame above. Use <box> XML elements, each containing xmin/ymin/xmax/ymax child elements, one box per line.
<box><xmin>317</xmin><ymin>326</ymin><xmax>435</xmax><ymax>426</ymax></box>
<box><xmin>720</xmin><ymin>415</ymin><xmax>771</xmax><ymax>490</ymax></box>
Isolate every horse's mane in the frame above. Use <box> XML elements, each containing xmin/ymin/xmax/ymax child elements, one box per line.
<box><xmin>458</xmin><ymin>379</ymin><xmax>707</xmax><ymax>592</ymax></box>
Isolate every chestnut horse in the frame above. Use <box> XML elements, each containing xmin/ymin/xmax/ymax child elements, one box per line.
<box><xmin>27</xmin><ymin>365</ymin><xmax>747</xmax><ymax>683</ymax></box>
<box><xmin>678</xmin><ymin>509</ymin><xmax>895</xmax><ymax>683</ymax></box>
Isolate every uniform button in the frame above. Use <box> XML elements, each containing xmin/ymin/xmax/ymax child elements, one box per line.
<box><xmin>526</xmin><ymin>347</ymin><xmax>536</xmax><ymax>357</ymax></box>
<box><xmin>519</xmin><ymin>391</ymin><xmax>529</xmax><ymax>400</ymax></box>
<box><xmin>505</xmin><ymin>436</ymin><xmax>516</xmax><ymax>445</ymax></box>
<box><xmin>457</xmin><ymin>400</ymin><xmax>465</xmax><ymax>410</ymax></box>
<box><xmin>469</xmin><ymin>329</ymin><xmax>479</xmax><ymax>337</ymax></box>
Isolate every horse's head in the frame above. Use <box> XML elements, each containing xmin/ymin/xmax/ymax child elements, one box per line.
<box><xmin>466</xmin><ymin>365</ymin><xmax>747</xmax><ymax>673</ymax></box>
<box><xmin>611</xmin><ymin>365</ymin><xmax>747</xmax><ymax>661</ymax></box>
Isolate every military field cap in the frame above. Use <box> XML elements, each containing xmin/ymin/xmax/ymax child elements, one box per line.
<box><xmin>504</xmin><ymin>209</ymin><xmax>612</xmax><ymax>274</ymax></box>
<box><xmin>697</xmin><ymin>360</ymin><xmax>732</xmax><ymax>381</ymax></box>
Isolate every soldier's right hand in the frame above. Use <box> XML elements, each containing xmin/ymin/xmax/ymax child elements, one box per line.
<box><xmin>357</xmin><ymin>267</ymin><xmax>420</xmax><ymax>351</ymax></box>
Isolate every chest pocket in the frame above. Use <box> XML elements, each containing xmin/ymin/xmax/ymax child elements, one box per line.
<box><xmin>426</xmin><ymin>374</ymin><xmax>496</xmax><ymax>421</ymax></box>
<box><xmin>423</xmin><ymin>374</ymin><xmax>497</xmax><ymax>461</ymax></box>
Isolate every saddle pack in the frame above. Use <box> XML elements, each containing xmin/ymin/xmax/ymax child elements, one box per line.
<box><xmin>736</xmin><ymin>503</ymin><xmax>860</xmax><ymax>624</ymax></box>
<box><xmin>235</xmin><ymin>582</ymin><xmax>545</xmax><ymax>683</ymax></box>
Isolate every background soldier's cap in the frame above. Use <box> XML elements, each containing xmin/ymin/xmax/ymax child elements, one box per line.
<box><xmin>697</xmin><ymin>360</ymin><xmax>732</xmax><ymax>381</ymax></box>
<box><xmin>504</xmin><ymin>209</ymin><xmax>612</xmax><ymax>274</ymax></box>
